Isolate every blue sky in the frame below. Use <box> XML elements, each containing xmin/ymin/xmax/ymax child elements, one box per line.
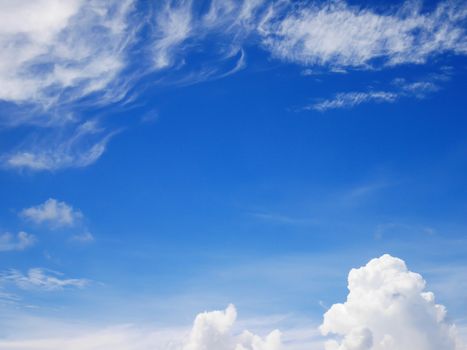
<box><xmin>0</xmin><ymin>1</ymin><xmax>467</xmax><ymax>349</ymax></box>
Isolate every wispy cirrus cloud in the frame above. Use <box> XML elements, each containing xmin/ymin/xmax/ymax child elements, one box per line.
<box><xmin>20</xmin><ymin>198</ymin><xmax>83</xmax><ymax>228</ymax></box>
<box><xmin>0</xmin><ymin>0</ymin><xmax>137</xmax><ymax>111</ymax></box>
<box><xmin>0</xmin><ymin>268</ymin><xmax>89</xmax><ymax>291</ymax></box>
<box><xmin>4</xmin><ymin>120</ymin><xmax>116</xmax><ymax>171</ymax></box>
<box><xmin>1</xmin><ymin>0</ymin><xmax>467</xmax><ymax>171</ymax></box>
<box><xmin>309</xmin><ymin>73</ymin><xmax>447</xmax><ymax>111</ymax></box>
<box><xmin>260</xmin><ymin>0</ymin><xmax>467</xmax><ymax>69</ymax></box>
<box><xmin>0</xmin><ymin>232</ymin><xmax>36</xmax><ymax>252</ymax></box>
<box><xmin>311</xmin><ymin>91</ymin><xmax>398</xmax><ymax>112</ymax></box>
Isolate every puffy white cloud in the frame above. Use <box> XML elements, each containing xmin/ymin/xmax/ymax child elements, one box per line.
<box><xmin>0</xmin><ymin>268</ymin><xmax>89</xmax><ymax>291</ymax></box>
<box><xmin>20</xmin><ymin>198</ymin><xmax>82</xmax><ymax>227</ymax></box>
<box><xmin>183</xmin><ymin>304</ymin><xmax>282</xmax><ymax>350</ymax></box>
<box><xmin>320</xmin><ymin>254</ymin><xmax>465</xmax><ymax>350</ymax></box>
<box><xmin>0</xmin><ymin>305</ymin><xmax>282</xmax><ymax>350</ymax></box>
<box><xmin>261</xmin><ymin>0</ymin><xmax>467</xmax><ymax>68</ymax></box>
<box><xmin>0</xmin><ymin>256</ymin><xmax>465</xmax><ymax>349</ymax></box>
<box><xmin>0</xmin><ymin>231</ymin><xmax>36</xmax><ymax>252</ymax></box>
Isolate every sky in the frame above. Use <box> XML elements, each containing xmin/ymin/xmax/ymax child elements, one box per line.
<box><xmin>0</xmin><ymin>0</ymin><xmax>466</xmax><ymax>349</ymax></box>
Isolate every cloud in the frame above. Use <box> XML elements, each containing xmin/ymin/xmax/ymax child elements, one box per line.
<box><xmin>151</xmin><ymin>0</ymin><xmax>193</xmax><ymax>70</ymax></box>
<box><xmin>261</xmin><ymin>0</ymin><xmax>467</xmax><ymax>69</ymax></box>
<box><xmin>320</xmin><ymin>254</ymin><xmax>465</xmax><ymax>350</ymax></box>
<box><xmin>20</xmin><ymin>198</ymin><xmax>82</xmax><ymax>227</ymax></box>
<box><xmin>0</xmin><ymin>0</ymin><xmax>136</xmax><ymax>110</ymax></box>
<box><xmin>1</xmin><ymin>1</ymin><xmax>467</xmax><ymax>171</ymax></box>
<box><xmin>0</xmin><ymin>305</ymin><xmax>283</xmax><ymax>350</ymax></box>
<box><xmin>0</xmin><ymin>232</ymin><xmax>36</xmax><ymax>252</ymax></box>
<box><xmin>311</xmin><ymin>91</ymin><xmax>398</xmax><ymax>111</ymax></box>
<box><xmin>183</xmin><ymin>304</ymin><xmax>281</xmax><ymax>350</ymax></box>
<box><xmin>0</xmin><ymin>268</ymin><xmax>89</xmax><ymax>291</ymax></box>
<box><xmin>3</xmin><ymin>120</ymin><xmax>116</xmax><ymax>171</ymax></box>
<box><xmin>309</xmin><ymin>74</ymin><xmax>447</xmax><ymax>111</ymax></box>
<box><xmin>0</xmin><ymin>256</ymin><xmax>465</xmax><ymax>349</ymax></box>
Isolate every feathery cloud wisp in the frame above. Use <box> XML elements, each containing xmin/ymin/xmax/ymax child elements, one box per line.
<box><xmin>261</xmin><ymin>1</ymin><xmax>467</xmax><ymax>69</ymax></box>
<box><xmin>0</xmin><ymin>268</ymin><xmax>89</xmax><ymax>291</ymax></box>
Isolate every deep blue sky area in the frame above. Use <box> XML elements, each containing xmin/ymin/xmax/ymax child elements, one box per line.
<box><xmin>0</xmin><ymin>1</ymin><xmax>466</xmax><ymax>348</ymax></box>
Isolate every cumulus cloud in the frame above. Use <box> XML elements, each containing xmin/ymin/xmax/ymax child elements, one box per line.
<box><xmin>0</xmin><ymin>305</ymin><xmax>282</xmax><ymax>350</ymax></box>
<box><xmin>0</xmin><ymin>268</ymin><xmax>89</xmax><ymax>291</ymax></box>
<box><xmin>261</xmin><ymin>0</ymin><xmax>467</xmax><ymax>69</ymax></box>
<box><xmin>20</xmin><ymin>198</ymin><xmax>82</xmax><ymax>227</ymax></box>
<box><xmin>0</xmin><ymin>256</ymin><xmax>465</xmax><ymax>349</ymax></box>
<box><xmin>0</xmin><ymin>231</ymin><xmax>36</xmax><ymax>252</ymax></box>
<box><xmin>320</xmin><ymin>254</ymin><xmax>465</xmax><ymax>350</ymax></box>
<box><xmin>183</xmin><ymin>304</ymin><xmax>282</xmax><ymax>350</ymax></box>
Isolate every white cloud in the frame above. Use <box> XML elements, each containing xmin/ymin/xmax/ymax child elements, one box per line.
<box><xmin>183</xmin><ymin>304</ymin><xmax>282</xmax><ymax>350</ymax></box>
<box><xmin>152</xmin><ymin>1</ymin><xmax>193</xmax><ymax>70</ymax></box>
<box><xmin>20</xmin><ymin>198</ymin><xmax>82</xmax><ymax>227</ymax></box>
<box><xmin>0</xmin><ymin>256</ymin><xmax>465</xmax><ymax>349</ymax></box>
<box><xmin>0</xmin><ymin>305</ymin><xmax>283</xmax><ymax>350</ymax></box>
<box><xmin>320</xmin><ymin>254</ymin><xmax>465</xmax><ymax>350</ymax></box>
<box><xmin>0</xmin><ymin>268</ymin><xmax>88</xmax><ymax>291</ymax></box>
<box><xmin>309</xmin><ymin>74</ymin><xmax>446</xmax><ymax>111</ymax></box>
<box><xmin>311</xmin><ymin>91</ymin><xmax>398</xmax><ymax>111</ymax></box>
<box><xmin>261</xmin><ymin>0</ymin><xmax>467</xmax><ymax>69</ymax></box>
<box><xmin>1</xmin><ymin>0</ymin><xmax>467</xmax><ymax>171</ymax></box>
<box><xmin>3</xmin><ymin>121</ymin><xmax>114</xmax><ymax>171</ymax></box>
<box><xmin>0</xmin><ymin>232</ymin><xmax>36</xmax><ymax>252</ymax></box>
<box><xmin>0</xmin><ymin>0</ymin><xmax>136</xmax><ymax>110</ymax></box>
<box><xmin>0</xmin><ymin>1</ymin><xmax>135</xmax><ymax>171</ymax></box>
<box><xmin>4</xmin><ymin>120</ymin><xmax>115</xmax><ymax>171</ymax></box>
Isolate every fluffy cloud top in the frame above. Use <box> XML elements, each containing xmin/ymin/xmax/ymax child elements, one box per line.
<box><xmin>183</xmin><ymin>304</ymin><xmax>282</xmax><ymax>350</ymax></box>
<box><xmin>0</xmin><ymin>255</ymin><xmax>465</xmax><ymax>349</ymax></box>
<box><xmin>20</xmin><ymin>198</ymin><xmax>83</xmax><ymax>227</ymax></box>
<box><xmin>320</xmin><ymin>254</ymin><xmax>464</xmax><ymax>350</ymax></box>
<box><xmin>0</xmin><ymin>231</ymin><xmax>36</xmax><ymax>252</ymax></box>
